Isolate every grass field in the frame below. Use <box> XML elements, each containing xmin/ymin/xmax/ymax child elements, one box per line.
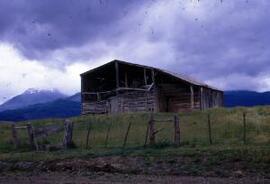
<box><xmin>0</xmin><ymin>106</ymin><xmax>269</xmax><ymax>161</ymax></box>
<box><xmin>0</xmin><ymin>107</ymin><xmax>270</xmax><ymax>177</ymax></box>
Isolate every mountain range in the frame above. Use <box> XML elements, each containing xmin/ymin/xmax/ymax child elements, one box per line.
<box><xmin>0</xmin><ymin>89</ymin><xmax>269</xmax><ymax>122</ymax></box>
<box><xmin>224</xmin><ymin>91</ymin><xmax>270</xmax><ymax>107</ymax></box>
<box><xmin>0</xmin><ymin>90</ymin><xmax>81</xmax><ymax>122</ymax></box>
<box><xmin>0</xmin><ymin>88</ymin><xmax>67</xmax><ymax>112</ymax></box>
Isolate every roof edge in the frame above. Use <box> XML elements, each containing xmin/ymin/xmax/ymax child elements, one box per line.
<box><xmin>80</xmin><ymin>59</ymin><xmax>223</xmax><ymax>92</ymax></box>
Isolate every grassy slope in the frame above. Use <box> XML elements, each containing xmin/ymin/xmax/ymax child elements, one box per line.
<box><xmin>0</xmin><ymin>106</ymin><xmax>269</xmax><ymax>162</ymax></box>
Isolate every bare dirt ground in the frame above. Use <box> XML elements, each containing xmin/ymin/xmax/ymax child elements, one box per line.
<box><xmin>0</xmin><ymin>156</ymin><xmax>269</xmax><ymax>183</ymax></box>
<box><xmin>0</xmin><ymin>172</ymin><xmax>269</xmax><ymax>184</ymax></box>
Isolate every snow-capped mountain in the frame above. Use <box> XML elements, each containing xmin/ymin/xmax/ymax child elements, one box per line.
<box><xmin>66</xmin><ymin>92</ymin><xmax>81</xmax><ymax>102</ymax></box>
<box><xmin>0</xmin><ymin>90</ymin><xmax>270</xmax><ymax>122</ymax></box>
<box><xmin>0</xmin><ymin>88</ymin><xmax>67</xmax><ymax>112</ymax></box>
<box><xmin>0</xmin><ymin>92</ymin><xmax>81</xmax><ymax>122</ymax></box>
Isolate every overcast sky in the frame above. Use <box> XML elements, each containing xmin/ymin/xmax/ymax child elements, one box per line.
<box><xmin>0</xmin><ymin>0</ymin><xmax>270</xmax><ymax>104</ymax></box>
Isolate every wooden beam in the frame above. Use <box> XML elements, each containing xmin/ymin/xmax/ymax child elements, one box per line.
<box><xmin>144</xmin><ymin>123</ymin><xmax>150</xmax><ymax>147</ymax></box>
<box><xmin>81</xmin><ymin>77</ymin><xmax>84</xmax><ymax>114</ymax></box>
<box><xmin>151</xmin><ymin>69</ymin><xmax>158</xmax><ymax>112</ymax></box>
<box><xmin>200</xmin><ymin>87</ymin><xmax>203</xmax><ymax>110</ymax></box>
<box><xmin>63</xmin><ymin>119</ymin><xmax>74</xmax><ymax>149</ymax></box>
<box><xmin>122</xmin><ymin>121</ymin><xmax>132</xmax><ymax>149</ymax></box>
<box><xmin>174</xmin><ymin>115</ymin><xmax>180</xmax><ymax>147</ymax></box>
<box><xmin>190</xmin><ymin>85</ymin><xmax>194</xmax><ymax>109</ymax></box>
<box><xmin>116</xmin><ymin>87</ymin><xmax>148</xmax><ymax>92</ymax></box>
<box><xmin>149</xmin><ymin>114</ymin><xmax>155</xmax><ymax>145</ymax></box>
<box><xmin>11</xmin><ymin>124</ymin><xmax>19</xmax><ymax>149</ymax></box>
<box><xmin>125</xmin><ymin>71</ymin><xmax>128</xmax><ymax>87</ymax></box>
<box><xmin>144</xmin><ymin>68</ymin><xmax>147</xmax><ymax>85</ymax></box>
<box><xmin>85</xmin><ymin>121</ymin><xmax>92</xmax><ymax>149</ymax></box>
<box><xmin>105</xmin><ymin>121</ymin><xmax>112</xmax><ymax>148</ymax></box>
<box><xmin>82</xmin><ymin>90</ymin><xmax>113</xmax><ymax>95</ymax></box>
<box><xmin>115</xmin><ymin>61</ymin><xmax>120</xmax><ymax>89</ymax></box>
<box><xmin>97</xmin><ymin>92</ymin><xmax>101</xmax><ymax>101</ymax></box>
<box><xmin>27</xmin><ymin>123</ymin><xmax>39</xmax><ymax>151</ymax></box>
<box><xmin>151</xmin><ymin>69</ymin><xmax>155</xmax><ymax>84</ymax></box>
<box><xmin>207</xmin><ymin>114</ymin><xmax>212</xmax><ymax>145</ymax></box>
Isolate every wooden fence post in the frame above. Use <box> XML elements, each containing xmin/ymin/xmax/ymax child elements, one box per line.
<box><xmin>105</xmin><ymin>121</ymin><xmax>112</xmax><ymax>148</ymax></box>
<box><xmin>27</xmin><ymin>123</ymin><xmax>39</xmax><ymax>151</ymax></box>
<box><xmin>174</xmin><ymin>115</ymin><xmax>180</xmax><ymax>147</ymax></box>
<box><xmin>11</xmin><ymin>124</ymin><xmax>19</xmax><ymax>149</ymax></box>
<box><xmin>123</xmin><ymin>121</ymin><xmax>132</xmax><ymax>149</ymax></box>
<box><xmin>149</xmin><ymin>114</ymin><xmax>155</xmax><ymax>146</ymax></box>
<box><xmin>63</xmin><ymin>119</ymin><xmax>74</xmax><ymax>149</ymax></box>
<box><xmin>243</xmin><ymin>112</ymin><xmax>247</xmax><ymax>144</ymax></box>
<box><xmin>144</xmin><ymin>123</ymin><xmax>150</xmax><ymax>148</ymax></box>
<box><xmin>207</xmin><ymin>114</ymin><xmax>213</xmax><ymax>145</ymax></box>
<box><xmin>85</xmin><ymin>121</ymin><xmax>91</xmax><ymax>149</ymax></box>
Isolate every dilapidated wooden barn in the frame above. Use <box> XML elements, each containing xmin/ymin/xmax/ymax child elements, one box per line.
<box><xmin>80</xmin><ymin>60</ymin><xmax>223</xmax><ymax>114</ymax></box>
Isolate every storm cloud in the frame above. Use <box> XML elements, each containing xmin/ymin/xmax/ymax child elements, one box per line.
<box><xmin>0</xmin><ymin>0</ymin><xmax>148</xmax><ymax>61</ymax></box>
<box><xmin>0</xmin><ymin>0</ymin><xmax>270</xmax><ymax>103</ymax></box>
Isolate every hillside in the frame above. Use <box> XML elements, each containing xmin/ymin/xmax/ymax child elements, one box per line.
<box><xmin>67</xmin><ymin>92</ymin><xmax>81</xmax><ymax>102</ymax></box>
<box><xmin>0</xmin><ymin>88</ymin><xmax>67</xmax><ymax>112</ymax></box>
<box><xmin>224</xmin><ymin>90</ymin><xmax>270</xmax><ymax>107</ymax></box>
<box><xmin>0</xmin><ymin>99</ymin><xmax>80</xmax><ymax>122</ymax></box>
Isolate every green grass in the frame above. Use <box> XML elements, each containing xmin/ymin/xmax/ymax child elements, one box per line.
<box><xmin>0</xmin><ymin>106</ymin><xmax>269</xmax><ymax>161</ymax></box>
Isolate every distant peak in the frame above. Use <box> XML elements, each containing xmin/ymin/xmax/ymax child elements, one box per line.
<box><xmin>23</xmin><ymin>88</ymin><xmax>60</xmax><ymax>95</ymax></box>
<box><xmin>24</xmin><ymin>88</ymin><xmax>40</xmax><ymax>94</ymax></box>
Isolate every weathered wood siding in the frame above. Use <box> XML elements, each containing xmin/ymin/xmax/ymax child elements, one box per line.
<box><xmin>116</xmin><ymin>90</ymin><xmax>157</xmax><ymax>113</ymax></box>
<box><xmin>82</xmin><ymin>86</ymin><xmax>223</xmax><ymax>114</ymax></box>
<box><xmin>81</xmin><ymin>60</ymin><xmax>224</xmax><ymax>114</ymax></box>
<box><xmin>82</xmin><ymin>89</ymin><xmax>158</xmax><ymax>114</ymax></box>
<box><xmin>82</xmin><ymin>100</ymin><xmax>109</xmax><ymax>114</ymax></box>
<box><xmin>158</xmin><ymin>84</ymin><xmax>201</xmax><ymax>112</ymax></box>
<box><xmin>200</xmin><ymin>88</ymin><xmax>223</xmax><ymax>110</ymax></box>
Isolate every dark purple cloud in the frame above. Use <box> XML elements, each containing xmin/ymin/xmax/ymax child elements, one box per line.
<box><xmin>0</xmin><ymin>0</ymin><xmax>270</xmax><ymax>91</ymax></box>
<box><xmin>0</xmin><ymin>0</ymin><xmax>148</xmax><ymax>60</ymax></box>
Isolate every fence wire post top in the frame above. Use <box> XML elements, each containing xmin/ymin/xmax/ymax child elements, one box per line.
<box><xmin>65</xmin><ymin>119</ymin><xmax>72</xmax><ymax>123</ymax></box>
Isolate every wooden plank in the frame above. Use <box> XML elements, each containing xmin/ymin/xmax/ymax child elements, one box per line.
<box><xmin>85</xmin><ymin>121</ymin><xmax>91</xmax><ymax>149</ymax></box>
<box><xmin>144</xmin><ymin>123</ymin><xmax>150</xmax><ymax>147</ymax></box>
<box><xmin>27</xmin><ymin>123</ymin><xmax>39</xmax><ymax>151</ymax></box>
<box><xmin>116</xmin><ymin>87</ymin><xmax>149</xmax><ymax>92</ymax></box>
<box><xmin>190</xmin><ymin>85</ymin><xmax>194</xmax><ymax>109</ymax></box>
<box><xmin>151</xmin><ymin>69</ymin><xmax>155</xmax><ymax>84</ymax></box>
<box><xmin>153</xmin><ymin>128</ymin><xmax>165</xmax><ymax>135</ymax></box>
<box><xmin>34</xmin><ymin>125</ymin><xmax>63</xmax><ymax>138</ymax></box>
<box><xmin>149</xmin><ymin>114</ymin><xmax>155</xmax><ymax>145</ymax></box>
<box><xmin>174</xmin><ymin>115</ymin><xmax>180</xmax><ymax>147</ymax></box>
<box><xmin>115</xmin><ymin>61</ymin><xmax>120</xmax><ymax>89</ymax></box>
<box><xmin>15</xmin><ymin>126</ymin><xmax>28</xmax><ymax>129</ymax></box>
<box><xmin>97</xmin><ymin>92</ymin><xmax>101</xmax><ymax>101</ymax></box>
<box><xmin>11</xmin><ymin>124</ymin><xmax>19</xmax><ymax>149</ymax></box>
<box><xmin>200</xmin><ymin>87</ymin><xmax>204</xmax><ymax>110</ymax></box>
<box><xmin>82</xmin><ymin>91</ymin><xmax>114</xmax><ymax>95</ymax></box>
<box><xmin>207</xmin><ymin>114</ymin><xmax>212</xmax><ymax>145</ymax></box>
<box><xmin>125</xmin><ymin>71</ymin><xmax>128</xmax><ymax>87</ymax></box>
<box><xmin>63</xmin><ymin>119</ymin><xmax>74</xmax><ymax>149</ymax></box>
<box><xmin>144</xmin><ymin>68</ymin><xmax>147</xmax><ymax>85</ymax></box>
<box><xmin>122</xmin><ymin>121</ymin><xmax>132</xmax><ymax>149</ymax></box>
<box><xmin>105</xmin><ymin>121</ymin><xmax>112</xmax><ymax>147</ymax></box>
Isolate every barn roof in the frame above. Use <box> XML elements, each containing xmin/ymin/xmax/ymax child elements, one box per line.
<box><xmin>81</xmin><ymin>59</ymin><xmax>222</xmax><ymax>92</ymax></box>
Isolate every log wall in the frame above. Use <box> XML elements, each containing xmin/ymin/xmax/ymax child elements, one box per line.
<box><xmin>158</xmin><ymin>84</ymin><xmax>201</xmax><ymax>112</ymax></box>
<box><xmin>82</xmin><ymin>100</ymin><xmax>109</xmax><ymax>114</ymax></box>
<box><xmin>82</xmin><ymin>89</ymin><xmax>158</xmax><ymax>114</ymax></box>
<box><xmin>82</xmin><ymin>86</ymin><xmax>223</xmax><ymax>114</ymax></box>
<box><xmin>200</xmin><ymin>87</ymin><xmax>223</xmax><ymax>110</ymax></box>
